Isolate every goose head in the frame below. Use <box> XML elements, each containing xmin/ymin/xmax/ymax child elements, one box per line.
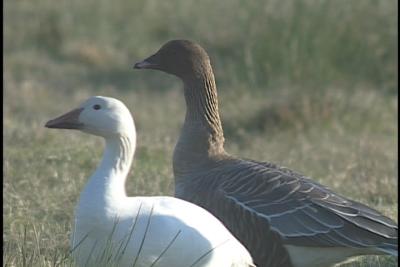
<box><xmin>45</xmin><ymin>96</ymin><xmax>135</xmax><ymax>138</ymax></box>
<box><xmin>134</xmin><ymin>39</ymin><xmax>212</xmax><ymax>81</ymax></box>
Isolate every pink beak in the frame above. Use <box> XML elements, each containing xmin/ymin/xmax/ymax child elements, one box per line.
<box><xmin>45</xmin><ymin>108</ymin><xmax>84</xmax><ymax>129</ymax></box>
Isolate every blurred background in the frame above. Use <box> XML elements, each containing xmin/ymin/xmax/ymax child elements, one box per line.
<box><xmin>4</xmin><ymin>0</ymin><xmax>398</xmax><ymax>266</ymax></box>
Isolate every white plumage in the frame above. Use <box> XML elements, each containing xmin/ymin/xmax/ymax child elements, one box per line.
<box><xmin>46</xmin><ymin>96</ymin><xmax>254</xmax><ymax>267</ymax></box>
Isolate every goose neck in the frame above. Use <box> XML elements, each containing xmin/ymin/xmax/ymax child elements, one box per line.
<box><xmin>182</xmin><ymin>70</ymin><xmax>224</xmax><ymax>142</ymax></box>
<box><xmin>85</xmin><ymin>134</ymin><xmax>135</xmax><ymax>202</ymax></box>
<box><xmin>173</xmin><ymin>71</ymin><xmax>226</xmax><ymax>178</ymax></box>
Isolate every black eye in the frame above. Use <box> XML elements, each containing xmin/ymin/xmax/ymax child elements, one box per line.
<box><xmin>93</xmin><ymin>104</ymin><xmax>101</xmax><ymax>110</ymax></box>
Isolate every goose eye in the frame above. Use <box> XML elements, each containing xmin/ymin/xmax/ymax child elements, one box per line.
<box><xmin>93</xmin><ymin>104</ymin><xmax>101</xmax><ymax>110</ymax></box>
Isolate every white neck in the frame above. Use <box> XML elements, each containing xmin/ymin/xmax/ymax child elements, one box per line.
<box><xmin>80</xmin><ymin>133</ymin><xmax>136</xmax><ymax>208</ymax></box>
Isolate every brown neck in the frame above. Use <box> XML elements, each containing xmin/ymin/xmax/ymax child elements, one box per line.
<box><xmin>173</xmin><ymin>67</ymin><xmax>227</xmax><ymax>179</ymax></box>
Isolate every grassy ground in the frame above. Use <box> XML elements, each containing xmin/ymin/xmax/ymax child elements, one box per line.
<box><xmin>4</xmin><ymin>0</ymin><xmax>398</xmax><ymax>266</ymax></box>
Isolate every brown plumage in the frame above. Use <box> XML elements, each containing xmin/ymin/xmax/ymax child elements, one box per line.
<box><xmin>134</xmin><ymin>40</ymin><xmax>398</xmax><ymax>267</ymax></box>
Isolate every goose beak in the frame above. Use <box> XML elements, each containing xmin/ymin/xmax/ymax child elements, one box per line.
<box><xmin>45</xmin><ymin>108</ymin><xmax>84</xmax><ymax>129</ymax></box>
<box><xmin>133</xmin><ymin>54</ymin><xmax>159</xmax><ymax>69</ymax></box>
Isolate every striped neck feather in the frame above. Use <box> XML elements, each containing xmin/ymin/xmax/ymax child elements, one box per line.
<box><xmin>173</xmin><ymin>68</ymin><xmax>227</xmax><ymax>179</ymax></box>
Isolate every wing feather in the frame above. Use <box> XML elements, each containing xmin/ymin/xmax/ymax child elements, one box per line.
<box><xmin>217</xmin><ymin>159</ymin><xmax>397</xmax><ymax>250</ymax></box>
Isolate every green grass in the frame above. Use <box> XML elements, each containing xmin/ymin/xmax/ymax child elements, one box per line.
<box><xmin>4</xmin><ymin>0</ymin><xmax>398</xmax><ymax>266</ymax></box>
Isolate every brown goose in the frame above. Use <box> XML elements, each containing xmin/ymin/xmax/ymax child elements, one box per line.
<box><xmin>134</xmin><ymin>40</ymin><xmax>398</xmax><ymax>267</ymax></box>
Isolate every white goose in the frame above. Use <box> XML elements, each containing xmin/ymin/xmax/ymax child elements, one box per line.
<box><xmin>45</xmin><ymin>96</ymin><xmax>254</xmax><ymax>267</ymax></box>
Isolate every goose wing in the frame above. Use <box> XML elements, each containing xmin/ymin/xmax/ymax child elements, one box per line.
<box><xmin>216</xmin><ymin>159</ymin><xmax>397</xmax><ymax>253</ymax></box>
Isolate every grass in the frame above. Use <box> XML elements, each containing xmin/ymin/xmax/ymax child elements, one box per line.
<box><xmin>4</xmin><ymin>0</ymin><xmax>398</xmax><ymax>266</ymax></box>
